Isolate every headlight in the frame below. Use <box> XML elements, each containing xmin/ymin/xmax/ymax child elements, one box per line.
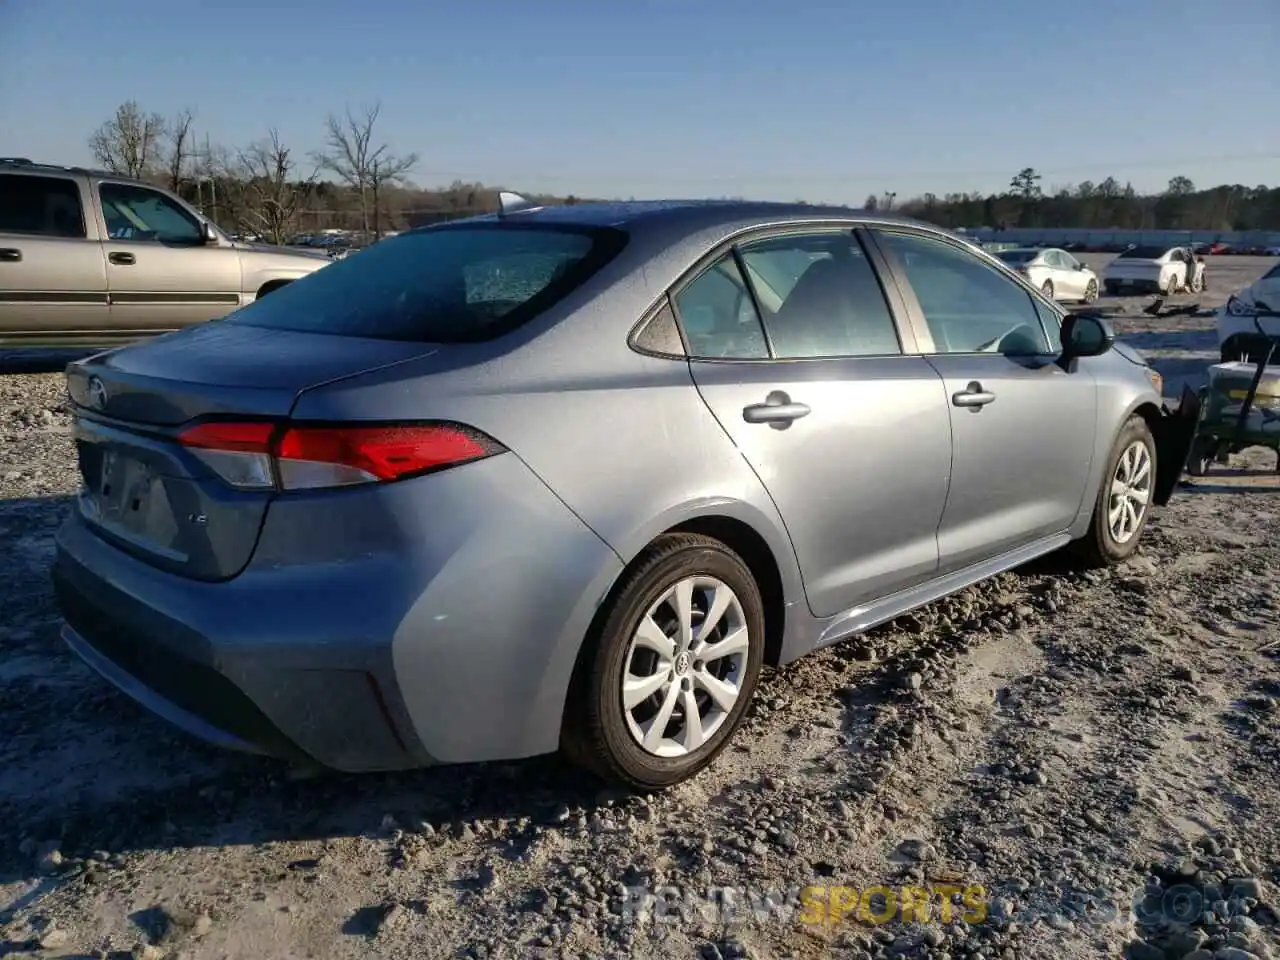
<box><xmin>1146</xmin><ymin>368</ymin><xmax>1164</xmax><ymax>395</ymax></box>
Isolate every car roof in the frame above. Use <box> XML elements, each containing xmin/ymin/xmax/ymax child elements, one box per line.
<box><xmin>432</xmin><ymin>198</ymin><xmax>943</xmax><ymax>242</ymax></box>
<box><xmin>0</xmin><ymin>157</ymin><xmax>143</xmax><ymax>182</ymax></box>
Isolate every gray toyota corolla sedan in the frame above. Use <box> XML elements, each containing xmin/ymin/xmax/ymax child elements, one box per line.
<box><xmin>52</xmin><ymin>197</ymin><xmax>1199</xmax><ymax>790</ymax></box>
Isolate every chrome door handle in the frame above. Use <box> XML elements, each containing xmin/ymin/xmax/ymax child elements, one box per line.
<box><xmin>952</xmin><ymin>381</ymin><xmax>996</xmax><ymax>409</ymax></box>
<box><xmin>743</xmin><ymin>390</ymin><xmax>811</xmax><ymax>429</ymax></box>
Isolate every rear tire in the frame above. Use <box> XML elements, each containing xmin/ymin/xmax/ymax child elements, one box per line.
<box><xmin>1069</xmin><ymin>416</ymin><xmax>1157</xmax><ymax>568</ymax></box>
<box><xmin>561</xmin><ymin>534</ymin><xmax>765</xmax><ymax>790</ymax></box>
<box><xmin>1164</xmin><ymin>272</ymin><xmax>1180</xmax><ymax>295</ymax></box>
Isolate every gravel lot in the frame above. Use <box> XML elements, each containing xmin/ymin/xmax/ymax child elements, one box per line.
<box><xmin>1</xmin><ymin>255</ymin><xmax>1278</xmax><ymax>960</ymax></box>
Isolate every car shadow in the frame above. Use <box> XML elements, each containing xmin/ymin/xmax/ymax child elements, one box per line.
<box><xmin>0</xmin><ymin>348</ymin><xmax>97</xmax><ymax>375</ymax></box>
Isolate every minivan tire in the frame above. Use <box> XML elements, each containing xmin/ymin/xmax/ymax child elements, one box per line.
<box><xmin>561</xmin><ymin>533</ymin><xmax>765</xmax><ymax>790</ymax></box>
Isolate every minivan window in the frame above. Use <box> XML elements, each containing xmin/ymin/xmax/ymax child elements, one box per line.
<box><xmin>227</xmin><ymin>224</ymin><xmax>627</xmax><ymax>343</ymax></box>
<box><xmin>0</xmin><ymin>174</ymin><xmax>86</xmax><ymax>238</ymax></box>
<box><xmin>99</xmin><ymin>183</ymin><xmax>203</xmax><ymax>244</ymax></box>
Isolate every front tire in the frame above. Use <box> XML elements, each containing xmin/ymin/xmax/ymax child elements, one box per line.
<box><xmin>1041</xmin><ymin>279</ymin><xmax>1055</xmax><ymax>300</ymax></box>
<box><xmin>1070</xmin><ymin>416</ymin><xmax>1157</xmax><ymax>568</ymax></box>
<box><xmin>561</xmin><ymin>533</ymin><xmax>765</xmax><ymax>790</ymax></box>
<box><xmin>1104</xmin><ymin>281</ymin><xmax>1119</xmax><ymax>296</ymax></box>
<box><xmin>1083</xmin><ymin>279</ymin><xmax>1099</xmax><ymax>303</ymax></box>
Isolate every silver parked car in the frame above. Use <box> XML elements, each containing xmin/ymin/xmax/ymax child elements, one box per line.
<box><xmin>993</xmin><ymin>247</ymin><xmax>1100</xmax><ymax>303</ymax></box>
<box><xmin>0</xmin><ymin>158</ymin><xmax>331</xmax><ymax>346</ymax></box>
<box><xmin>53</xmin><ymin>199</ymin><xmax>1198</xmax><ymax>790</ymax></box>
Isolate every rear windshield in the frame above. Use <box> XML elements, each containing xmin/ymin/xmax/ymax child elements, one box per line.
<box><xmin>996</xmin><ymin>250</ymin><xmax>1037</xmax><ymax>264</ymax></box>
<box><xmin>1118</xmin><ymin>246</ymin><xmax>1172</xmax><ymax>259</ymax></box>
<box><xmin>226</xmin><ymin>223</ymin><xmax>627</xmax><ymax>342</ymax></box>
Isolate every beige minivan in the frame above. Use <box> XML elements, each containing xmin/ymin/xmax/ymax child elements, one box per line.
<box><xmin>0</xmin><ymin>158</ymin><xmax>332</xmax><ymax>346</ymax></box>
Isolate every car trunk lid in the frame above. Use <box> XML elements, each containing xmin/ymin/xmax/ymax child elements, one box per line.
<box><xmin>66</xmin><ymin>322</ymin><xmax>439</xmax><ymax>581</ymax></box>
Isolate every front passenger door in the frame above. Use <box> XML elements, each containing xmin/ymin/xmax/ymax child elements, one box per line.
<box><xmin>96</xmin><ymin>181</ymin><xmax>242</xmax><ymax>332</ymax></box>
<box><xmin>870</xmin><ymin>229</ymin><xmax>1099</xmax><ymax>574</ymax></box>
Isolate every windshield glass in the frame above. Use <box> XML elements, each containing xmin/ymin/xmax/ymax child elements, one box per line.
<box><xmin>226</xmin><ymin>224</ymin><xmax>627</xmax><ymax>342</ymax></box>
<box><xmin>1118</xmin><ymin>246</ymin><xmax>1172</xmax><ymax>260</ymax></box>
<box><xmin>995</xmin><ymin>250</ymin><xmax>1038</xmax><ymax>265</ymax></box>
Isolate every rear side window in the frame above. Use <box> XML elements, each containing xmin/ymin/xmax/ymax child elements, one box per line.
<box><xmin>0</xmin><ymin>174</ymin><xmax>87</xmax><ymax>238</ymax></box>
<box><xmin>227</xmin><ymin>224</ymin><xmax>626</xmax><ymax>343</ymax></box>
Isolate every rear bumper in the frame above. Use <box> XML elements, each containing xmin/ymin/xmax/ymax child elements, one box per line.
<box><xmin>52</xmin><ymin>452</ymin><xmax>625</xmax><ymax>772</ymax></box>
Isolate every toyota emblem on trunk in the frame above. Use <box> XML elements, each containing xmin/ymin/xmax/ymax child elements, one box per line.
<box><xmin>87</xmin><ymin>376</ymin><xmax>108</xmax><ymax>410</ymax></box>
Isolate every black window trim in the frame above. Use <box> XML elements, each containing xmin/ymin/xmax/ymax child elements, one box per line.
<box><xmin>652</xmin><ymin>221</ymin><xmax>922</xmax><ymax>364</ymax></box>
<box><xmin>864</xmin><ymin>226</ymin><xmax>1066</xmax><ymax>359</ymax></box>
<box><xmin>0</xmin><ymin>170</ymin><xmax>89</xmax><ymax>240</ymax></box>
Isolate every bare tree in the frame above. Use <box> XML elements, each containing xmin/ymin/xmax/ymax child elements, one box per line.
<box><xmin>89</xmin><ymin>101</ymin><xmax>167</xmax><ymax>179</ymax></box>
<box><xmin>234</xmin><ymin>130</ymin><xmax>316</xmax><ymax>244</ymax></box>
<box><xmin>368</xmin><ymin>152</ymin><xmax>418</xmax><ymax>238</ymax></box>
<box><xmin>315</xmin><ymin>103</ymin><xmax>417</xmax><ymax>238</ymax></box>
<box><xmin>165</xmin><ymin>109</ymin><xmax>196</xmax><ymax>193</ymax></box>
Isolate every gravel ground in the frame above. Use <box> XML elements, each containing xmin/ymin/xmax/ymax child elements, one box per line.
<box><xmin>1</xmin><ymin>256</ymin><xmax>1279</xmax><ymax>960</ymax></box>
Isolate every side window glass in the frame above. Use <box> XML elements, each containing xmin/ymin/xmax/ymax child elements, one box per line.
<box><xmin>98</xmin><ymin>183</ymin><xmax>202</xmax><ymax>244</ymax></box>
<box><xmin>672</xmin><ymin>255</ymin><xmax>768</xmax><ymax>359</ymax></box>
<box><xmin>0</xmin><ymin>174</ymin><xmax>86</xmax><ymax>238</ymax></box>
<box><xmin>738</xmin><ymin>233</ymin><xmax>901</xmax><ymax>359</ymax></box>
<box><xmin>876</xmin><ymin>231</ymin><xmax>1052</xmax><ymax>357</ymax></box>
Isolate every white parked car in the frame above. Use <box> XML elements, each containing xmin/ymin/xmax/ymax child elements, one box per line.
<box><xmin>1217</xmin><ymin>260</ymin><xmax>1280</xmax><ymax>361</ymax></box>
<box><xmin>993</xmin><ymin>247</ymin><xmax>1100</xmax><ymax>303</ymax></box>
<box><xmin>1102</xmin><ymin>245</ymin><xmax>1203</xmax><ymax>296</ymax></box>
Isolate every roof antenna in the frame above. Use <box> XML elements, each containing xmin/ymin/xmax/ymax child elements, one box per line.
<box><xmin>497</xmin><ymin>191</ymin><xmax>542</xmax><ymax>217</ymax></box>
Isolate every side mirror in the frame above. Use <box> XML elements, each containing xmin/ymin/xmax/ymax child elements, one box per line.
<box><xmin>201</xmin><ymin>221</ymin><xmax>219</xmax><ymax>243</ymax></box>
<box><xmin>1074</xmin><ymin>262</ymin><xmax>1085</xmax><ymax>270</ymax></box>
<box><xmin>1058</xmin><ymin>313</ymin><xmax>1114</xmax><ymax>371</ymax></box>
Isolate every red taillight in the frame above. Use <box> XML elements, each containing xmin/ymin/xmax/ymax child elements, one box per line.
<box><xmin>176</xmin><ymin>420</ymin><xmax>505</xmax><ymax>491</ymax></box>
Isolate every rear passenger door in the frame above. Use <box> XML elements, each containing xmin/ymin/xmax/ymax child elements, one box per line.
<box><xmin>676</xmin><ymin>229</ymin><xmax>953</xmax><ymax>619</ymax></box>
<box><xmin>868</xmin><ymin>228</ymin><xmax>1098</xmax><ymax>574</ymax></box>
<box><xmin>0</xmin><ymin>172</ymin><xmax>109</xmax><ymax>339</ymax></box>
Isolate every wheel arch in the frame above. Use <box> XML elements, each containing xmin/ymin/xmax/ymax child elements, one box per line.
<box><xmin>562</xmin><ymin>505</ymin><xmax>796</xmax><ymax>727</ymax></box>
<box><xmin>256</xmin><ymin>278</ymin><xmax>292</xmax><ymax>299</ymax></box>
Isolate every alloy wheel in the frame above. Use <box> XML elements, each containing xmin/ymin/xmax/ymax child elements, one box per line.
<box><xmin>621</xmin><ymin>576</ymin><xmax>750</xmax><ymax>757</ymax></box>
<box><xmin>1109</xmin><ymin>440</ymin><xmax>1152</xmax><ymax>544</ymax></box>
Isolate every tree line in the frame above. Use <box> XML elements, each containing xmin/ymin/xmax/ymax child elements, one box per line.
<box><xmin>86</xmin><ymin>103</ymin><xmax>1280</xmax><ymax>242</ymax></box>
<box><xmin>883</xmin><ymin>167</ymin><xmax>1280</xmax><ymax>233</ymax></box>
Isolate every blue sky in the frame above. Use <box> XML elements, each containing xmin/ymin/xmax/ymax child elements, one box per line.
<box><xmin>1</xmin><ymin>0</ymin><xmax>1276</xmax><ymax>204</ymax></box>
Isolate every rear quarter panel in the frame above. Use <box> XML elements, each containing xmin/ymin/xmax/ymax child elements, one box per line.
<box><xmin>288</xmin><ymin>315</ymin><xmax>804</xmax><ymax>602</ymax></box>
